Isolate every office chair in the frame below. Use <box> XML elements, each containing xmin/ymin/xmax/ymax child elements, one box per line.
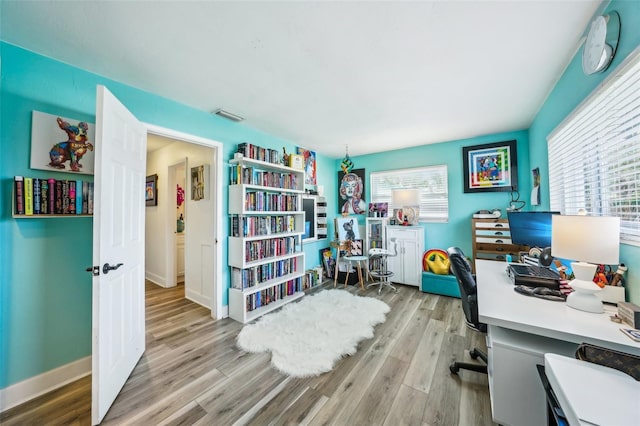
<box><xmin>367</xmin><ymin>238</ymin><xmax>399</xmax><ymax>294</ymax></box>
<box><xmin>447</xmin><ymin>246</ymin><xmax>488</xmax><ymax>375</ymax></box>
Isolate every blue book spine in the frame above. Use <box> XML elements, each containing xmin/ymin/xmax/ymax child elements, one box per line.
<box><xmin>76</xmin><ymin>180</ymin><xmax>83</xmax><ymax>214</ymax></box>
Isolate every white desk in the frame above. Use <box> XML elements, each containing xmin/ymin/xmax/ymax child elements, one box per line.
<box><xmin>476</xmin><ymin>260</ymin><xmax>640</xmax><ymax>426</ymax></box>
<box><xmin>544</xmin><ymin>353</ymin><xmax>640</xmax><ymax>426</ymax></box>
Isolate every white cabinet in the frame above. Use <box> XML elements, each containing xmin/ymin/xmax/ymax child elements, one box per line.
<box><xmin>386</xmin><ymin>226</ymin><xmax>424</xmax><ymax>287</ymax></box>
<box><xmin>227</xmin><ymin>156</ymin><xmax>306</xmax><ymax>323</ymax></box>
<box><xmin>176</xmin><ymin>233</ymin><xmax>185</xmax><ymax>282</ymax></box>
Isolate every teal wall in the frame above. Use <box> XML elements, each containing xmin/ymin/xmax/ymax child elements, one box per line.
<box><xmin>342</xmin><ymin>130</ymin><xmax>530</xmax><ymax>257</ymax></box>
<box><xmin>528</xmin><ymin>0</ymin><xmax>640</xmax><ymax>305</ymax></box>
<box><xmin>2</xmin><ymin>0</ymin><xmax>639</xmax><ymax>392</ymax></box>
<box><xmin>0</xmin><ymin>42</ymin><xmax>335</xmax><ymax>389</ymax></box>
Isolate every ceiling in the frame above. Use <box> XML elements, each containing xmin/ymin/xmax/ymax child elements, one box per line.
<box><xmin>1</xmin><ymin>1</ymin><xmax>604</xmax><ymax>158</ymax></box>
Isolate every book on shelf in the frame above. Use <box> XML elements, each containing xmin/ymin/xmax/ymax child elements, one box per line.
<box><xmin>14</xmin><ymin>176</ymin><xmax>25</xmax><ymax>215</ymax></box>
<box><xmin>33</xmin><ymin>178</ymin><xmax>42</xmax><ymax>214</ymax></box>
<box><xmin>40</xmin><ymin>179</ymin><xmax>49</xmax><ymax>214</ymax></box>
<box><xmin>24</xmin><ymin>177</ymin><xmax>33</xmax><ymax>215</ymax></box>
<box><xmin>82</xmin><ymin>181</ymin><xmax>89</xmax><ymax>214</ymax></box>
<box><xmin>68</xmin><ymin>180</ymin><xmax>76</xmax><ymax>214</ymax></box>
<box><xmin>47</xmin><ymin>178</ymin><xmax>56</xmax><ymax>214</ymax></box>
<box><xmin>75</xmin><ymin>180</ymin><xmax>83</xmax><ymax>214</ymax></box>
<box><xmin>87</xmin><ymin>182</ymin><xmax>94</xmax><ymax>214</ymax></box>
<box><xmin>54</xmin><ymin>180</ymin><xmax>63</xmax><ymax>214</ymax></box>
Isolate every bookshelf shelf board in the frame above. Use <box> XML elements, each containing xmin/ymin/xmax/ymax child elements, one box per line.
<box><xmin>236</xmin><ymin>270</ymin><xmax>306</xmax><ymax>295</ymax></box>
<box><xmin>13</xmin><ymin>214</ymin><xmax>93</xmax><ymax>219</ymax></box>
<box><xmin>229</xmin><ymin>183</ymin><xmax>305</xmax><ymax>194</ymax></box>
<box><xmin>228</xmin><ymin>250</ymin><xmax>304</xmax><ymax>270</ymax></box>
<box><xmin>232</xmin><ymin>231</ymin><xmax>304</xmax><ymax>242</ymax></box>
<box><xmin>230</xmin><ymin>156</ymin><xmax>297</xmax><ymax>174</ymax></box>
<box><xmin>229</xmin><ymin>289</ymin><xmax>304</xmax><ymax>323</ymax></box>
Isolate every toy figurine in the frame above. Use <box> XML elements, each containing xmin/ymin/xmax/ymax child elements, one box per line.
<box><xmin>553</xmin><ymin>259</ymin><xmax>568</xmax><ymax>280</ymax></box>
<box><xmin>610</xmin><ymin>264</ymin><xmax>627</xmax><ymax>286</ymax></box>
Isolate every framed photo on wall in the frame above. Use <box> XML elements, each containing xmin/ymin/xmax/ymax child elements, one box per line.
<box><xmin>462</xmin><ymin>140</ymin><xmax>518</xmax><ymax>193</ymax></box>
<box><xmin>146</xmin><ymin>174</ymin><xmax>158</xmax><ymax>206</ymax></box>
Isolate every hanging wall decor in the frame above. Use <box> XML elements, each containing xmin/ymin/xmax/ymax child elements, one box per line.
<box><xmin>191</xmin><ymin>164</ymin><xmax>208</xmax><ymax>201</ymax></box>
<box><xmin>30</xmin><ymin>111</ymin><xmax>96</xmax><ymax>175</ymax></box>
<box><xmin>340</xmin><ymin>145</ymin><xmax>354</xmax><ymax>173</ymax></box>
<box><xmin>462</xmin><ymin>140</ymin><xmax>518</xmax><ymax>193</ymax></box>
<box><xmin>296</xmin><ymin>147</ymin><xmax>317</xmax><ymax>186</ymax></box>
<box><xmin>338</xmin><ymin>168</ymin><xmax>366</xmax><ymax>214</ymax></box>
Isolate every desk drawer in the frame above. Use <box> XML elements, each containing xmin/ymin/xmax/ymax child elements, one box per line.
<box><xmin>475</xmin><ymin>236</ymin><xmax>513</xmax><ymax>244</ymax></box>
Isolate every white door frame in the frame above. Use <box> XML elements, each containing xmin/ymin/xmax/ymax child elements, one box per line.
<box><xmin>145</xmin><ymin>123</ymin><xmax>224</xmax><ymax>319</ymax></box>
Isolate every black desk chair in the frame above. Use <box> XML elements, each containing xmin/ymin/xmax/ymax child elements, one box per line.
<box><xmin>447</xmin><ymin>246</ymin><xmax>488</xmax><ymax>375</ymax></box>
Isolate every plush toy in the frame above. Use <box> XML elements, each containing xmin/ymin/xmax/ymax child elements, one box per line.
<box><xmin>423</xmin><ymin>249</ymin><xmax>450</xmax><ymax>275</ymax></box>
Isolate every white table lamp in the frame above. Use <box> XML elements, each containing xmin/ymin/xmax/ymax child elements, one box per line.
<box><xmin>392</xmin><ymin>189</ymin><xmax>420</xmax><ymax>225</ymax></box>
<box><xmin>551</xmin><ymin>215</ymin><xmax>620</xmax><ymax>313</ymax></box>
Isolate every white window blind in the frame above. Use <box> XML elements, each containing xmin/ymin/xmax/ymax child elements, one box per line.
<box><xmin>547</xmin><ymin>46</ymin><xmax>640</xmax><ymax>244</ymax></box>
<box><xmin>370</xmin><ymin>165</ymin><xmax>448</xmax><ymax>222</ymax></box>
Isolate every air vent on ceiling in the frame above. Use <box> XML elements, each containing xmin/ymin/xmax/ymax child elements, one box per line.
<box><xmin>213</xmin><ymin>108</ymin><xmax>244</xmax><ymax>122</ymax></box>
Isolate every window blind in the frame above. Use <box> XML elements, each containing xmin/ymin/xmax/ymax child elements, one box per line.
<box><xmin>547</xmin><ymin>46</ymin><xmax>640</xmax><ymax>244</ymax></box>
<box><xmin>370</xmin><ymin>165</ymin><xmax>448</xmax><ymax>222</ymax></box>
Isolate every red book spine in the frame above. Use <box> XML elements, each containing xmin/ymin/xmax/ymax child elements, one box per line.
<box><xmin>14</xmin><ymin>176</ymin><xmax>24</xmax><ymax>215</ymax></box>
<box><xmin>48</xmin><ymin>179</ymin><xmax>56</xmax><ymax>214</ymax></box>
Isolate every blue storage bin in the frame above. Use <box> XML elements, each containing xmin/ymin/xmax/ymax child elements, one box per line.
<box><xmin>421</xmin><ymin>272</ymin><xmax>460</xmax><ymax>298</ymax></box>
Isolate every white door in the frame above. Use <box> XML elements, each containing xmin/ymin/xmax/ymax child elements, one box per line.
<box><xmin>91</xmin><ymin>86</ymin><xmax>147</xmax><ymax>425</ymax></box>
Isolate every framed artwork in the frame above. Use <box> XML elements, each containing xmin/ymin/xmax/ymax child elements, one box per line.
<box><xmin>191</xmin><ymin>164</ymin><xmax>208</xmax><ymax>201</ymax></box>
<box><xmin>368</xmin><ymin>202</ymin><xmax>388</xmax><ymax>217</ymax></box>
<box><xmin>338</xmin><ymin>168</ymin><xmax>366</xmax><ymax>214</ymax></box>
<box><xmin>296</xmin><ymin>147</ymin><xmax>317</xmax><ymax>186</ymax></box>
<box><xmin>462</xmin><ymin>140</ymin><xmax>518</xmax><ymax>193</ymax></box>
<box><xmin>146</xmin><ymin>174</ymin><xmax>158</xmax><ymax>206</ymax></box>
<box><xmin>320</xmin><ymin>247</ymin><xmax>335</xmax><ymax>278</ymax></box>
<box><xmin>30</xmin><ymin>110</ymin><xmax>96</xmax><ymax>175</ymax></box>
<box><xmin>335</xmin><ymin>217</ymin><xmax>361</xmax><ymax>241</ymax></box>
<box><xmin>350</xmin><ymin>239</ymin><xmax>364</xmax><ymax>256</ymax></box>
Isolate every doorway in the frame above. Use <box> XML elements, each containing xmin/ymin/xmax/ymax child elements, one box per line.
<box><xmin>144</xmin><ymin>125</ymin><xmax>223</xmax><ymax>320</ymax></box>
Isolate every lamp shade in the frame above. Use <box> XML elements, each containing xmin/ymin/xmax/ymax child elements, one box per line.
<box><xmin>392</xmin><ymin>189</ymin><xmax>420</xmax><ymax>206</ymax></box>
<box><xmin>551</xmin><ymin>215</ymin><xmax>620</xmax><ymax>265</ymax></box>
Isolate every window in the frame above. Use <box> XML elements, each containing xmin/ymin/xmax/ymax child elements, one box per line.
<box><xmin>370</xmin><ymin>165</ymin><xmax>448</xmax><ymax>222</ymax></box>
<box><xmin>547</xmin><ymin>47</ymin><xmax>640</xmax><ymax>245</ymax></box>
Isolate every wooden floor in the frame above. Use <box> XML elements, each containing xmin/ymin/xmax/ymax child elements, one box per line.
<box><xmin>1</xmin><ymin>280</ymin><xmax>495</xmax><ymax>426</ymax></box>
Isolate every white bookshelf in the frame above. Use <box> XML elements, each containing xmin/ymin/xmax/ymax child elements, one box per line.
<box><xmin>228</xmin><ymin>155</ymin><xmax>306</xmax><ymax>323</ymax></box>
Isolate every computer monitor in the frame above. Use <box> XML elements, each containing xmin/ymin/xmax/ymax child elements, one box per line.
<box><xmin>507</xmin><ymin>211</ymin><xmax>560</xmax><ymax>249</ymax></box>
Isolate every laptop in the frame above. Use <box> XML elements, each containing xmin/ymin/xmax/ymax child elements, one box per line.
<box><xmin>507</xmin><ymin>263</ymin><xmax>561</xmax><ymax>290</ymax></box>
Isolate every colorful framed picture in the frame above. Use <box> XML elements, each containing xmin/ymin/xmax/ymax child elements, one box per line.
<box><xmin>463</xmin><ymin>140</ymin><xmax>518</xmax><ymax>193</ymax></box>
<box><xmin>338</xmin><ymin>168</ymin><xmax>366</xmax><ymax>214</ymax></box>
<box><xmin>146</xmin><ymin>174</ymin><xmax>158</xmax><ymax>206</ymax></box>
<box><xmin>30</xmin><ymin>111</ymin><xmax>96</xmax><ymax>175</ymax></box>
<box><xmin>296</xmin><ymin>147</ymin><xmax>317</xmax><ymax>186</ymax></box>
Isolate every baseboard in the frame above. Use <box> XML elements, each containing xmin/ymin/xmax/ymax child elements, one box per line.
<box><xmin>185</xmin><ymin>288</ymin><xmax>212</xmax><ymax>309</ymax></box>
<box><xmin>145</xmin><ymin>271</ymin><xmax>167</xmax><ymax>287</ymax></box>
<box><xmin>0</xmin><ymin>356</ymin><xmax>91</xmax><ymax>413</ymax></box>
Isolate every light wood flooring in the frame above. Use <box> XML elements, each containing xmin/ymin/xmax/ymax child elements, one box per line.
<box><xmin>1</xmin><ymin>280</ymin><xmax>494</xmax><ymax>425</ymax></box>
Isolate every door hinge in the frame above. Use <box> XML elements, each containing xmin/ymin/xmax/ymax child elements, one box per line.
<box><xmin>86</xmin><ymin>266</ymin><xmax>100</xmax><ymax>276</ymax></box>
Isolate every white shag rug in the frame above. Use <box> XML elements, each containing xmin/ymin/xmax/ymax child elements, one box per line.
<box><xmin>237</xmin><ymin>289</ymin><xmax>390</xmax><ymax>377</ymax></box>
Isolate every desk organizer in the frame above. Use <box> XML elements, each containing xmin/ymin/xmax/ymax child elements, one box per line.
<box><xmin>421</xmin><ymin>272</ymin><xmax>460</xmax><ymax>298</ymax></box>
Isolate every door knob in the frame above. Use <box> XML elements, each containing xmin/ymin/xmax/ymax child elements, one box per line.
<box><xmin>103</xmin><ymin>263</ymin><xmax>124</xmax><ymax>274</ymax></box>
